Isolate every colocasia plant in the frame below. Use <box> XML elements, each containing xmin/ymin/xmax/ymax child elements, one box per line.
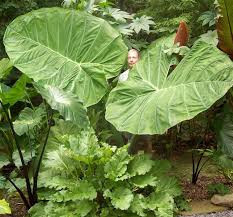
<box><xmin>29</xmin><ymin>121</ymin><xmax>182</xmax><ymax>217</ymax></box>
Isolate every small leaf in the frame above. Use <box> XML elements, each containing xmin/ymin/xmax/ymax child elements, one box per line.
<box><xmin>156</xmin><ymin>176</ymin><xmax>182</xmax><ymax>197</ymax></box>
<box><xmin>13</xmin><ymin>148</ymin><xmax>35</xmax><ymax>168</ymax></box>
<box><xmin>151</xmin><ymin>160</ymin><xmax>171</xmax><ymax>176</ymax></box>
<box><xmin>0</xmin><ymin>155</ymin><xmax>10</xmax><ymax>169</ymax></box>
<box><xmin>129</xmin><ymin>16</ymin><xmax>155</xmax><ymax>34</ymax></box>
<box><xmin>130</xmin><ymin>194</ymin><xmax>147</xmax><ymax>217</ymax></box>
<box><xmin>199</xmin><ymin>30</ymin><xmax>218</xmax><ymax>46</ymax></box>
<box><xmin>13</xmin><ymin>106</ymin><xmax>46</xmax><ymax>136</ymax></box>
<box><xmin>147</xmin><ymin>192</ymin><xmax>174</xmax><ymax>217</ymax></box>
<box><xmin>198</xmin><ymin>11</ymin><xmax>216</xmax><ymax>27</ymax></box>
<box><xmin>0</xmin><ymin>75</ymin><xmax>29</xmax><ymax>106</ymax></box>
<box><xmin>110</xmin><ymin>187</ymin><xmax>134</xmax><ymax>210</ymax></box>
<box><xmin>128</xmin><ymin>154</ymin><xmax>154</xmax><ymax>176</ymax></box>
<box><xmin>106</xmin><ymin>8</ymin><xmax>133</xmax><ymax>23</ymax></box>
<box><xmin>104</xmin><ymin>145</ymin><xmax>131</xmax><ymax>180</ymax></box>
<box><xmin>131</xmin><ymin>174</ymin><xmax>157</xmax><ymax>188</ymax></box>
<box><xmin>0</xmin><ymin>58</ymin><xmax>13</xmax><ymax>80</ymax></box>
<box><xmin>0</xmin><ymin>199</ymin><xmax>11</xmax><ymax>214</ymax></box>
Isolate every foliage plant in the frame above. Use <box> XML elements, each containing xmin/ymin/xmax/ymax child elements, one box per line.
<box><xmin>0</xmin><ymin>58</ymin><xmax>55</xmax><ymax>209</ymax></box>
<box><xmin>28</xmin><ymin>123</ymin><xmax>182</xmax><ymax>217</ymax></box>
<box><xmin>191</xmin><ymin>149</ymin><xmax>212</xmax><ymax>184</ymax></box>
<box><xmin>135</xmin><ymin>0</ymin><xmax>216</xmax><ymax>37</ymax></box>
<box><xmin>1</xmin><ymin>7</ymin><xmax>127</xmax><ymax>211</ymax></box>
<box><xmin>105</xmin><ymin>34</ymin><xmax>233</xmax><ymax>135</ymax></box>
<box><xmin>207</xmin><ymin>183</ymin><xmax>230</xmax><ymax>196</ymax></box>
<box><xmin>4</xmin><ymin>7</ymin><xmax>127</xmax><ymax>109</ymax></box>
<box><xmin>63</xmin><ymin>0</ymin><xmax>155</xmax><ymax>37</ymax></box>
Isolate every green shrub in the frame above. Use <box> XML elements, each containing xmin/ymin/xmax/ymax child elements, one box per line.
<box><xmin>207</xmin><ymin>183</ymin><xmax>230</xmax><ymax>196</ymax></box>
<box><xmin>28</xmin><ymin>121</ymin><xmax>182</xmax><ymax>217</ymax></box>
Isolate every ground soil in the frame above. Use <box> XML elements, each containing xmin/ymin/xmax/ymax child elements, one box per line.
<box><xmin>181</xmin><ymin>176</ymin><xmax>233</xmax><ymax>201</ymax></box>
<box><xmin>0</xmin><ymin>196</ymin><xmax>26</xmax><ymax>217</ymax></box>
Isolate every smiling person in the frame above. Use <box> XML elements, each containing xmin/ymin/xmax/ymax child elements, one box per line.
<box><xmin>118</xmin><ymin>49</ymin><xmax>140</xmax><ymax>82</ymax></box>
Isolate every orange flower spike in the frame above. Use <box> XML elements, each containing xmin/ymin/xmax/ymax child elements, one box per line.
<box><xmin>174</xmin><ymin>21</ymin><xmax>189</xmax><ymax>46</ymax></box>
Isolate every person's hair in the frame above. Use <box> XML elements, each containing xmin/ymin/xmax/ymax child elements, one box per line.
<box><xmin>128</xmin><ymin>49</ymin><xmax>140</xmax><ymax>58</ymax></box>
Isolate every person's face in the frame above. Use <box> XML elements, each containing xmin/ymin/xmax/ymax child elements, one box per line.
<box><xmin>128</xmin><ymin>50</ymin><xmax>139</xmax><ymax>68</ymax></box>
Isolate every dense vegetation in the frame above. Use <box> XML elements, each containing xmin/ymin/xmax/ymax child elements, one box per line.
<box><xmin>0</xmin><ymin>0</ymin><xmax>233</xmax><ymax>216</ymax></box>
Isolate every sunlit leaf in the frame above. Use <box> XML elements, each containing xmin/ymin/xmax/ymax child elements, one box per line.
<box><xmin>129</xmin><ymin>16</ymin><xmax>155</xmax><ymax>34</ymax></box>
<box><xmin>35</xmin><ymin>84</ymin><xmax>89</xmax><ymax>128</ymax></box>
<box><xmin>0</xmin><ymin>199</ymin><xmax>11</xmax><ymax>214</ymax></box>
<box><xmin>13</xmin><ymin>106</ymin><xmax>46</xmax><ymax>136</ymax></box>
<box><xmin>106</xmin><ymin>36</ymin><xmax>233</xmax><ymax>134</ymax></box>
<box><xmin>4</xmin><ymin>8</ymin><xmax>127</xmax><ymax>107</ymax></box>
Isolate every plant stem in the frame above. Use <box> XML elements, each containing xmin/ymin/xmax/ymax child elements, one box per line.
<box><xmin>32</xmin><ymin>111</ymin><xmax>53</xmax><ymax>202</ymax></box>
<box><xmin>192</xmin><ymin>150</ymin><xmax>206</xmax><ymax>184</ymax></box>
<box><xmin>191</xmin><ymin>152</ymin><xmax>195</xmax><ymax>183</ymax></box>
<box><xmin>196</xmin><ymin>157</ymin><xmax>211</xmax><ymax>179</ymax></box>
<box><xmin>6</xmin><ymin>177</ymin><xmax>30</xmax><ymax>210</ymax></box>
<box><xmin>0</xmin><ymin>101</ymin><xmax>34</xmax><ymax>206</ymax></box>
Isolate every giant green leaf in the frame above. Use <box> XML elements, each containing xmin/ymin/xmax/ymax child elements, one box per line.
<box><xmin>106</xmin><ymin>38</ymin><xmax>233</xmax><ymax>134</ymax></box>
<box><xmin>4</xmin><ymin>7</ymin><xmax>127</xmax><ymax>107</ymax></box>
<box><xmin>216</xmin><ymin>0</ymin><xmax>233</xmax><ymax>58</ymax></box>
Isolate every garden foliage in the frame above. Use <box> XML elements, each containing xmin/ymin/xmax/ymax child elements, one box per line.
<box><xmin>4</xmin><ymin>7</ymin><xmax>127</xmax><ymax>107</ymax></box>
<box><xmin>1</xmin><ymin>1</ymin><xmax>233</xmax><ymax>215</ymax></box>
<box><xmin>106</xmin><ymin>35</ymin><xmax>233</xmax><ymax>134</ymax></box>
<box><xmin>29</xmin><ymin>123</ymin><xmax>181</xmax><ymax>217</ymax></box>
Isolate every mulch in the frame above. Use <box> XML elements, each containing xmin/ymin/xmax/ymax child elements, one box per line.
<box><xmin>181</xmin><ymin>176</ymin><xmax>233</xmax><ymax>201</ymax></box>
<box><xmin>0</xmin><ymin>196</ymin><xmax>26</xmax><ymax>217</ymax></box>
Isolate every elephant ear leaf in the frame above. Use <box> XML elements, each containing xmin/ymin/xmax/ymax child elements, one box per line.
<box><xmin>106</xmin><ymin>37</ymin><xmax>233</xmax><ymax>135</ymax></box>
<box><xmin>35</xmin><ymin>84</ymin><xmax>89</xmax><ymax>128</ymax></box>
<box><xmin>4</xmin><ymin>8</ymin><xmax>127</xmax><ymax>107</ymax></box>
<box><xmin>216</xmin><ymin>0</ymin><xmax>233</xmax><ymax>58</ymax></box>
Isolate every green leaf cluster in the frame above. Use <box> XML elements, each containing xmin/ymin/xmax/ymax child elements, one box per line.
<box><xmin>207</xmin><ymin>183</ymin><xmax>230</xmax><ymax>196</ymax></box>
<box><xmin>29</xmin><ymin>122</ymin><xmax>181</xmax><ymax>216</ymax></box>
<box><xmin>137</xmin><ymin>0</ymin><xmax>216</xmax><ymax>37</ymax></box>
